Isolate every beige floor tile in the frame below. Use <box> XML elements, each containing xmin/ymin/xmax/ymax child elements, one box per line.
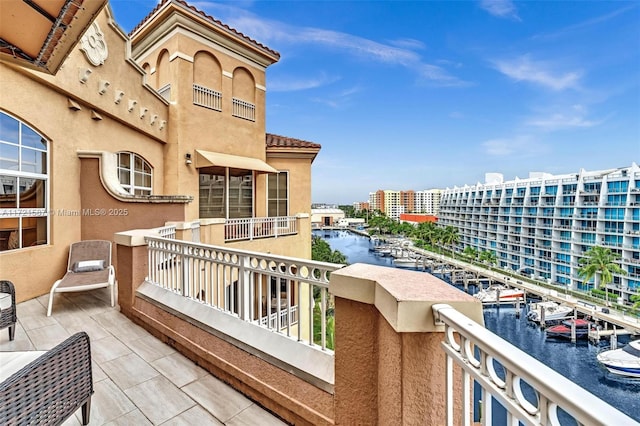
<box><xmin>182</xmin><ymin>375</ymin><xmax>252</xmax><ymax>423</ymax></box>
<box><xmin>226</xmin><ymin>404</ymin><xmax>288</xmax><ymax>426</ymax></box>
<box><xmin>103</xmin><ymin>409</ymin><xmax>153</xmax><ymax>426</ymax></box>
<box><xmin>160</xmin><ymin>405</ymin><xmax>224</xmax><ymax>426</ymax></box>
<box><xmin>152</xmin><ymin>352</ymin><xmax>208</xmax><ymax>388</ymax></box>
<box><xmin>63</xmin><ymin>318</ymin><xmax>112</xmax><ymax>342</ymax></box>
<box><xmin>125</xmin><ymin>334</ymin><xmax>175</xmax><ymax>362</ymax></box>
<box><xmin>92</xmin><ymin>361</ymin><xmax>108</xmax><ymax>383</ymax></box>
<box><xmin>91</xmin><ymin>335</ymin><xmax>132</xmax><ymax>364</ymax></box>
<box><xmin>0</xmin><ymin>322</ymin><xmax>34</xmax><ymax>351</ymax></box>
<box><xmin>60</xmin><ymin>413</ymin><xmax>82</xmax><ymax>426</ymax></box>
<box><xmin>87</xmin><ymin>378</ymin><xmax>137</xmax><ymax>425</ymax></box>
<box><xmin>25</xmin><ymin>323</ymin><xmax>71</xmax><ymax>350</ymax></box>
<box><xmin>101</xmin><ymin>352</ymin><xmax>160</xmax><ymax>390</ymax></box>
<box><xmin>125</xmin><ymin>375</ymin><xmax>196</xmax><ymax>425</ymax></box>
<box><xmin>5</xmin><ymin>299</ymin><xmax>290</xmax><ymax>426</ymax></box>
<box><xmin>93</xmin><ymin>310</ymin><xmax>147</xmax><ymax>342</ymax></box>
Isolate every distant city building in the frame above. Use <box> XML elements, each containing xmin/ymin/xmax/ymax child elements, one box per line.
<box><xmin>368</xmin><ymin>188</ymin><xmax>442</xmax><ymax>218</ymax></box>
<box><xmin>415</xmin><ymin>189</ymin><xmax>442</xmax><ymax>215</ymax></box>
<box><xmin>311</xmin><ymin>208</ymin><xmax>345</xmax><ymax>228</ymax></box>
<box><xmin>438</xmin><ymin>164</ymin><xmax>640</xmax><ymax>302</ymax></box>
<box><xmin>352</xmin><ymin>201</ymin><xmax>370</xmax><ymax>212</ymax></box>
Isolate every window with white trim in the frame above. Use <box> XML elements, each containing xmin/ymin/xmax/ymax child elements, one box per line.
<box><xmin>117</xmin><ymin>152</ymin><xmax>152</xmax><ymax>195</ymax></box>
<box><xmin>0</xmin><ymin>111</ymin><xmax>48</xmax><ymax>251</ymax></box>
<box><xmin>267</xmin><ymin>171</ymin><xmax>288</xmax><ymax>217</ymax></box>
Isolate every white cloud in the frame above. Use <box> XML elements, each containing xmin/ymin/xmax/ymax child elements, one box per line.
<box><xmin>482</xmin><ymin>135</ymin><xmax>541</xmax><ymax>156</ymax></box>
<box><xmin>526</xmin><ymin>105</ymin><xmax>605</xmax><ymax>130</ymax></box>
<box><xmin>479</xmin><ymin>0</ymin><xmax>521</xmax><ymax>21</ymax></box>
<box><xmin>197</xmin><ymin>3</ymin><xmax>467</xmax><ymax>87</ymax></box>
<box><xmin>268</xmin><ymin>73</ymin><xmax>340</xmax><ymax>92</ymax></box>
<box><xmin>493</xmin><ymin>55</ymin><xmax>582</xmax><ymax>91</ymax></box>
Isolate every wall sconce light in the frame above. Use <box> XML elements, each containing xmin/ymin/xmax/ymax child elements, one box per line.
<box><xmin>185</xmin><ymin>153</ymin><xmax>192</xmax><ymax>165</ymax></box>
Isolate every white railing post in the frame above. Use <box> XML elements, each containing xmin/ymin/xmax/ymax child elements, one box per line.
<box><xmin>240</xmin><ymin>254</ymin><xmax>252</xmax><ymax>321</ymax></box>
<box><xmin>181</xmin><ymin>243</ymin><xmax>188</xmax><ymax>297</ymax></box>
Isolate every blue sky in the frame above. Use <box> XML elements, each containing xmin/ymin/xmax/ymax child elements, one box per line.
<box><xmin>109</xmin><ymin>0</ymin><xmax>640</xmax><ymax>205</ymax></box>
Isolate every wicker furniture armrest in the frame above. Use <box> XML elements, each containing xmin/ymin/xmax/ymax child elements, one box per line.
<box><xmin>0</xmin><ymin>332</ymin><xmax>94</xmax><ymax>425</ymax></box>
<box><xmin>0</xmin><ymin>280</ymin><xmax>17</xmax><ymax>341</ymax></box>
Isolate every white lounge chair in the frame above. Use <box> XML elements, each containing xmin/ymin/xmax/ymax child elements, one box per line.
<box><xmin>47</xmin><ymin>240</ymin><xmax>115</xmax><ymax>316</ymax></box>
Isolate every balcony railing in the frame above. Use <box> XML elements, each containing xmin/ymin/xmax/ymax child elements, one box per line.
<box><xmin>433</xmin><ymin>304</ymin><xmax>635</xmax><ymax>425</ymax></box>
<box><xmin>232</xmin><ymin>97</ymin><xmax>256</xmax><ymax>121</ymax></box>
<box><xmin>144</xmin><ymin>236</ymin><xmax>342</xmax><ymax>349</ymax></box>
<box><xmin>193</xmin><ymin>84</ymin><xmax>222</xmax><ymax>111</ymax></box>
<box><xmin>224</xmin><ymin>216</ymin><xmax>297</xmax><ymax>241</ymax></box>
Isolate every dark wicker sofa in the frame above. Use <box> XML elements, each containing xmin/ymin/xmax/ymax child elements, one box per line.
<box><xmin>0</xmin><ymin>332</ymin><xmax>94</xmax><ymax>425</ymax></box>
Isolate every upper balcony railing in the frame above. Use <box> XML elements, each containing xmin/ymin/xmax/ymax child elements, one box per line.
<box><xmin>193</xmin><ymin>84</ymin><xmax>222</xmax><ymax>111</ymax></box>
<box><xmin>232</xmin><ymin>97</ymin><xmax>256</xmax><ymax>121</ymax></box>
<box><xmin>224</xmin><ymin>216</ymin><xmax>297</xmax><ymax>242</ymax></box>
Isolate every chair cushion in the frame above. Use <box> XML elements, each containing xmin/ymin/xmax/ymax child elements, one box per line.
<box><xmin>0</xmin><ymin>351</ymin><xmax>47</xmax><ymax>382</ymax></box>
<box><xmin>73</xmin><ymin>259</ymin><xmax>106</xmax><ymax>272</ymax></box>
<box><xmin>0</xmin><ymin>292</ymin><xmax>11</xmax><ymax>310</ymax></box>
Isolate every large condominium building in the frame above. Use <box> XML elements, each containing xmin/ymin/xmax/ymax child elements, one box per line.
<box><xmin>415</xmin><ymin>189</ymin><xmax>442</xmax><ymax>215</ymax></box>
<box><xmin>438</xmin><ymin>164</ymin><xmax>640</xmax><ymax>302</ymax></box>
<box><xmin>369</xmin><ymin>189</ymin><xmax>407</xmax><ymax>219</ymax></box>
<box><xmin>368</xmin><ymin>189</ymin><xmax>441</xmax><ymax>218</ymax></box>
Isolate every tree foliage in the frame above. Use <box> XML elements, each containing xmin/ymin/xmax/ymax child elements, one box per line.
<box><xmin>311</xmin><ymin>235</ymin><xmax>347</xmax><ymax>264</ymax></box>
<box><xmin>577</xmin><ymin>246</ymin><xmax>626</xmax><ymax>304</ymax></box>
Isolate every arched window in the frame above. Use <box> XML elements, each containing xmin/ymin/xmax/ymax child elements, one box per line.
<box><xmin>117</xmin><ymin>152</ymin><xmax>152</xmax><ymax>195</ymax></box>
<box><xmin>0</xmin><ymin>111</ymin><xmax>48</xmax><ymax>251</ymax></box>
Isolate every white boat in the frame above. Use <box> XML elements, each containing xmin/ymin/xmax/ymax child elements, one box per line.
<box><xmin>393</xmin><ymin>258</ymin><xmax>418</xmax><ymax>268</ymax></box>
<box><xmin>474</xmin><ymin>285</ymin><xmax>525</xmax><ymax>304</ymax></box>
<box><xmin>597</xmin><ymin>340</ymin><xmax>640</xmax><ymax>378</ymax></box>
<box><xmin>526</xmin><ymin>301</ymin><xmax>573</xmax><ymax>323</ymax></box>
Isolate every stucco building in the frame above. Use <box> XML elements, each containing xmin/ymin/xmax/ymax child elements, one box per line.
<box><xmin>1</xmin><ymin>0</ymin><xmax>320</xmax><ymax>302</ymax></box>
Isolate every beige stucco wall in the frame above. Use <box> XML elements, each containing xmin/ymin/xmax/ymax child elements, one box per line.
<box><xmin>0</xmin><ymin>9</ymin><xmax>172</xmax><ymax>302</ymax></box>
<box><xmin>133</xmin><ymin>29</ymin><xmax>270</xmax><ymax>221</ymax></box>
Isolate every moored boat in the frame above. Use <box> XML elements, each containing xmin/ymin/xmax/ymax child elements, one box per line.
<box><xmin>393</xmin><ymin>258</ymin><xmax>418</xmax><ymax>268</ymax></box>
<box><xmin>546</xmin><ymin>318</ymin><xmax>592</xmax><ymax>339</ymax></box>
<box><xmin>597</xmin><ymin>340</ymin><xmax>640</xmax><ymax>378</ymax></box>
<box><xmin>474</xmin><ymin>285</ymin><xmax>525</xmax><ymax>304</ymax></box>
<box><xmin>527</xmin><ymin>301</ymin><xmax>573</xmax><ymax>323</ymax></box>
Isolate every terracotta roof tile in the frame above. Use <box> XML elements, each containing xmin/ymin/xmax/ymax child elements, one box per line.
<box><xmin>129</xmin><ymin>0</ymin><xmax>280</xmax><ymax>59</ymax></box>
<box><xmin>266</xmin><ymin>133</ymin><xmax>321</xmax><ymax>149</ymax></box>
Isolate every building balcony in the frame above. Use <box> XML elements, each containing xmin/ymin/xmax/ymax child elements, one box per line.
<box><xmin>166</xmin><ymin>215</ymin><xmax>305</xmax><ymax>245</ymax></box>
<box><xmin>2</xmin><ymin>229</ymin><xmax>634</xmax><ymax>425</ymax></box>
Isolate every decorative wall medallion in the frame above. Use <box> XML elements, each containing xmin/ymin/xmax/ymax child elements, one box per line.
<box><xmin>80</xmin><ymin>22</ymin><xmax>108</xmax><ymax>66</ymax></box>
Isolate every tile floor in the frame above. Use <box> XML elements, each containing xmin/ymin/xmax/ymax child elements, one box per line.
<box><xmin>0</xmin><ymin>288</ymin><xmax>288</xmax><ymax>426</ymax></box>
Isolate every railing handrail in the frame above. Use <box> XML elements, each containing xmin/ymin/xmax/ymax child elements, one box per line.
<box><xmin>145</xmin><ymin>235</ymin><xmax>339</xmax><ymax>287</ymax></box>
<box><xmin>144</xmin><ymin>235</ymin><xmax>343</xmax><ymax>352</ymax></box>
<box><xmin>433</xmin><ymin>303</ymin><xmax>637</xmax><ymax>425</ymax></box>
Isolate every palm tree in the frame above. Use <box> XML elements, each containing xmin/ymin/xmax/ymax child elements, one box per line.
<box><xmin>441</xmin><ymin>226</ymin><xmax>460</xmax><ymax>258</ymax></box>
<box><xmin>479</xmin><ymin>250</ymin><xmax>497</xmax><ymax>268</ymax></box>
<box><xmin>577</xmin><ymin>246</ymin><xmax>627</xmax><ymax>306</ymax></box>
<box><xmin>463</xmin><ymin>246</ymin><xmax>479</xmax><ymax>261</ymax></box>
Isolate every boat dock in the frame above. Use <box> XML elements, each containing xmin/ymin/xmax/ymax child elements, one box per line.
<box><xmin>369</xmin><ymin>239</ymin><xmax>640</xmax><ymax>336</ymax></box>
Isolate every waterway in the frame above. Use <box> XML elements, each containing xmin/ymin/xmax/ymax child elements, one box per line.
<box><xmin>316</xmin><ymin>229</ymin><xmax>640</xmax><ymax>423</ymax></box>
